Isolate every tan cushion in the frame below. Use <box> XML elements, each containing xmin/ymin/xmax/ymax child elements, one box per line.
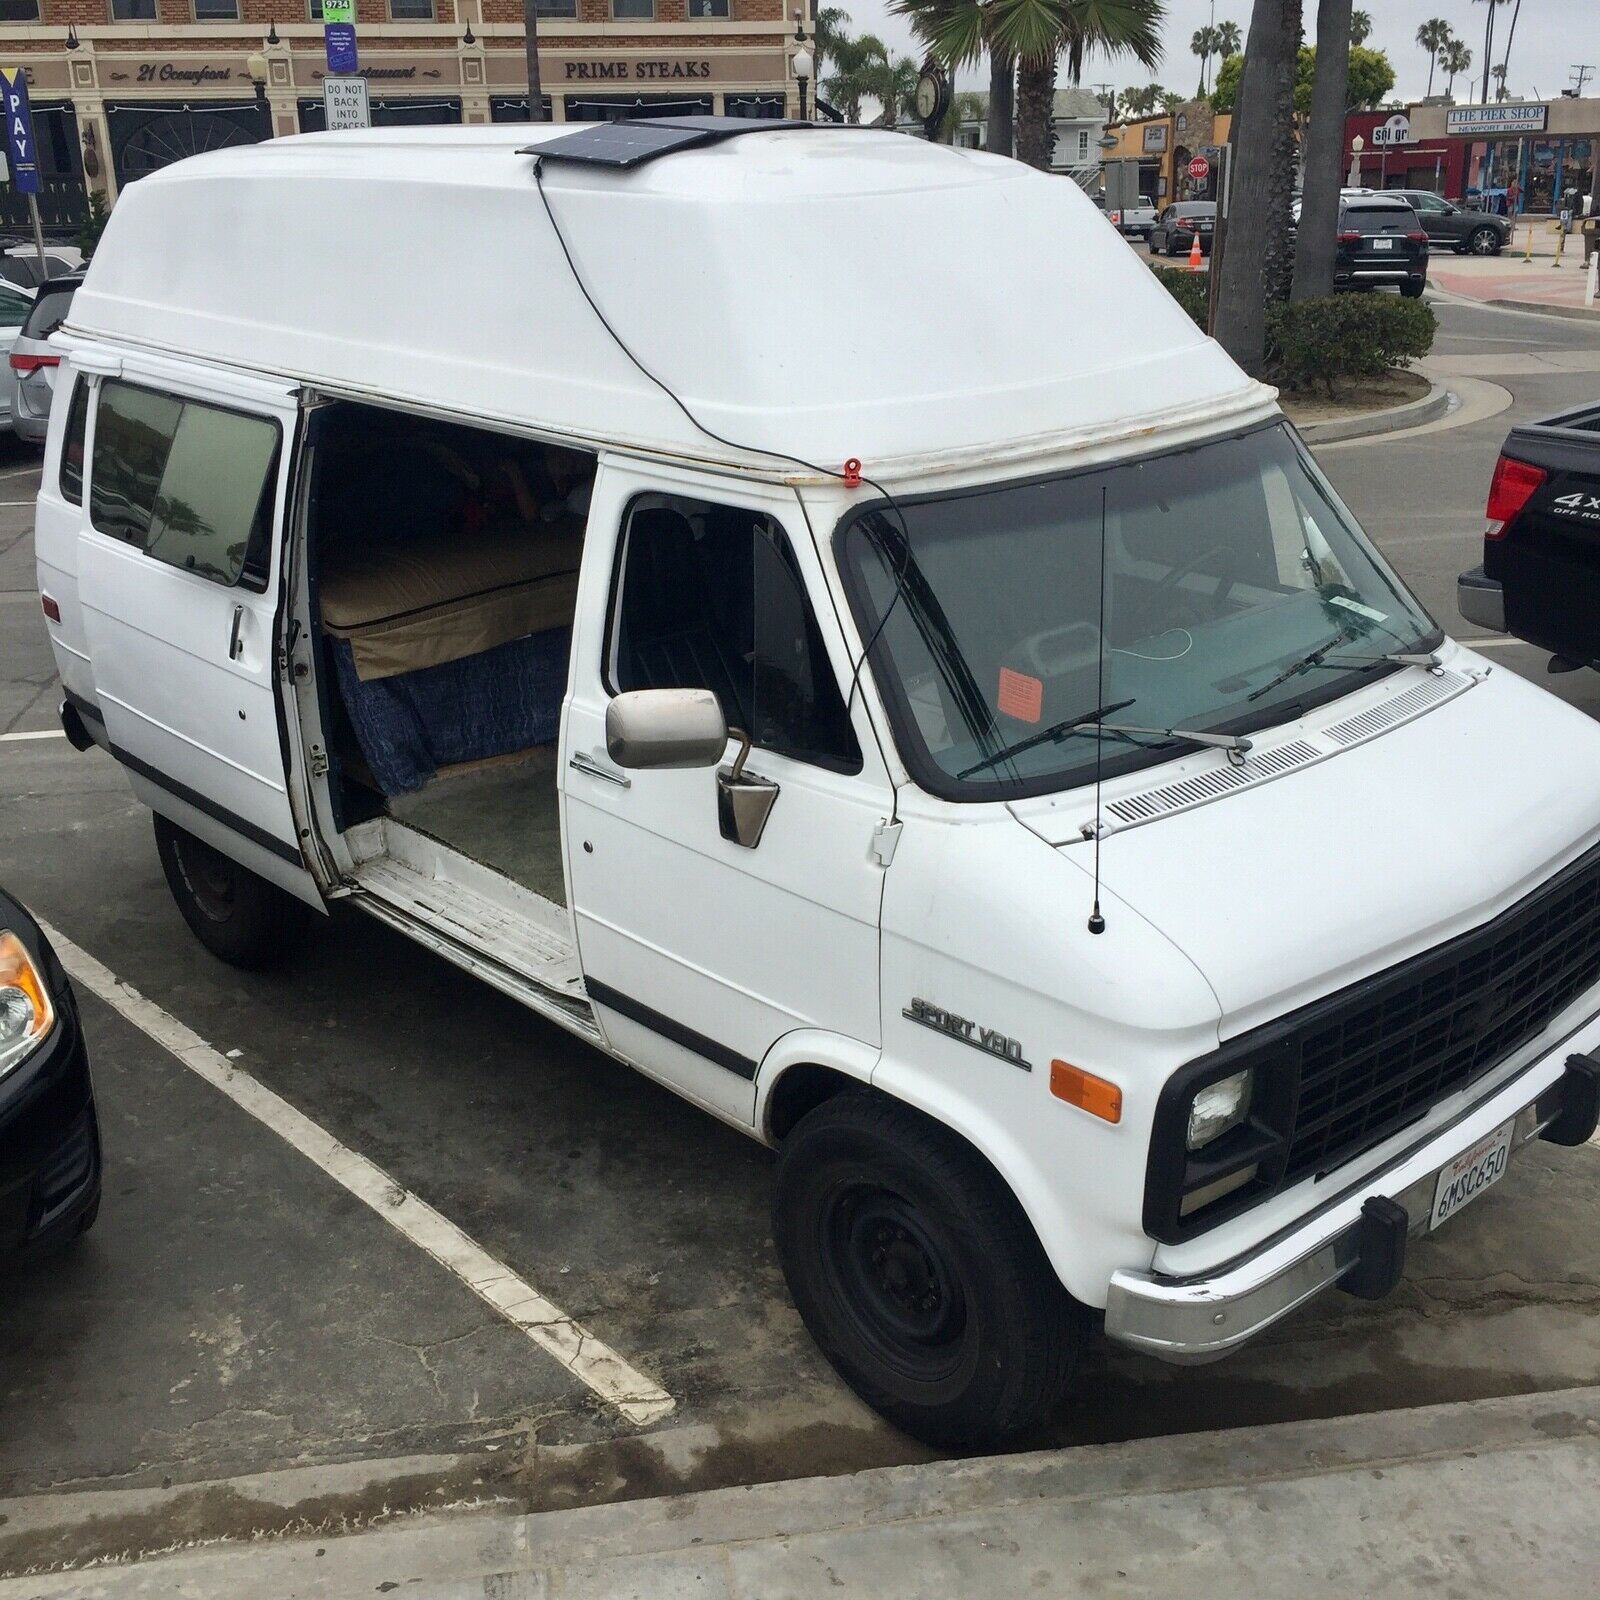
<box><xmin>321</xmin><ymin>520</ymin><xmax>581</xmax><ymax>680</ymax></box>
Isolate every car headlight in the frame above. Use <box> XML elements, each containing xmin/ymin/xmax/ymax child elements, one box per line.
<box><xmin>0</xmin><ymin>929</ymin><xmax>56</xmax><ymax>1078</ymax></box>
<box><xmin>1186</xmin><ymin>1067</ymin><xmax>1252</xmax><ymax>1150</ymax></box>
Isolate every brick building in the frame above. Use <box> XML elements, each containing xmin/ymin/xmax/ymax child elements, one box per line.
<box><xmin>0</xmin><ymin>0</ymin><xmax>801</xmax><ymax>228</ymax></box>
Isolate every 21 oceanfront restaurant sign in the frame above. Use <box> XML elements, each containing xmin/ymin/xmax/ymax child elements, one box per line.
<box><xmin>1446</xmin><ymin>103</ymin><xmax>1549</xmax><ymax>135</ymax></box>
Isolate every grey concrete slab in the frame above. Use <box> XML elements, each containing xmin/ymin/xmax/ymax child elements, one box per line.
<box><xmin>8</xmin><ymin>1388</ymin><xmax>1599</xmax><ymax>1599</ymax></box>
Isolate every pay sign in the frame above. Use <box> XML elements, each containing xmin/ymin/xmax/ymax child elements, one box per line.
<box><xmin>0</xmin><ymin>66</ymin><xmax>41</xmax><ymax>195</ymax></box>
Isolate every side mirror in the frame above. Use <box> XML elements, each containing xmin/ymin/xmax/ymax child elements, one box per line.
<box><xmin>606</xmin><ymin>688</ymin><xmax>728</xmax><ymax>770</ymax></box>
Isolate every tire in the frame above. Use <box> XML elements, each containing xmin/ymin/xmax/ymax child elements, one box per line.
<box><xmin>153</xmin><ymin>814</ymin><xmax>310</xmax><ymax>969</ymax></box>
<box><xmin>772</xmin><ymin>1091</ymin><xmax>1083</xmax><ymax>1448</ymax></box>
<box><xmin>1147</xmin><ymin>234</ymin><xmax>1161</xmax><ymax>255</ymax></box>
<box><xmin>1469</xmin><ymin>225</ymin><xmax>1501</xmax><ymax>256</ymax></box>
<box><xmin>1401</xmin><ymin>278</ymin><xmax>1426</xmax><ymax>299</ymax></box>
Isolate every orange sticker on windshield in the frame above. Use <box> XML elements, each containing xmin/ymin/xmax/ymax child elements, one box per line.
<box><xmin>997</xmin><ymin>667</ymin><xmax>1044</xmax><ymax>724</ymax></box>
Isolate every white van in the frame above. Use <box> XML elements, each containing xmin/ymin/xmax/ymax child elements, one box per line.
<box><xmin>34</xmin><ymin>120</ymin><xmax>1600</xmax><ymax>1447</ymax></box>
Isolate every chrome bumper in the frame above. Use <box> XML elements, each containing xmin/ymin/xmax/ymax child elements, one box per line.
<box><xmin>1458</xmin><ymin>566</ymin><xmax>1507</xmax><ymax>634</ymax></box>
<box><xmin>1104</xmin><ymin>1050</ymin><xmax>1600</xmax><ymax>1363</ymax></box>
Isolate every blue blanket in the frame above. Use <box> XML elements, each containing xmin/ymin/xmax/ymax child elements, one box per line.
<box><xmin>332</xmin><ymin>627</ymin><xmax>570</xmax><ymax>796</ymax></box>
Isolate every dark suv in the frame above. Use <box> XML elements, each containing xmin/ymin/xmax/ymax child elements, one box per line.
<box><xmin>1392</xmin><ymin>189</ymin><xmax>1510</xmax><ymax>255</ymax></box>
<box><xmin>1336</xmin><ymin>196</ymin><xmax>1428</xmax><ymax>297</ymax></box>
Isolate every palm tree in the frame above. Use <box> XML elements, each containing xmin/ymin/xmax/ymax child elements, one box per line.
<box><xmin>867</xmin><ymin>52</ymin><xmax>922</xmax><ymax>124</ymax></box>
<box><xmin>1214</xmin><ymin>0</ymin><xmax>1303</xmax><ymax>374</ymax></box>
<box><xmin>815</xmin><ymin>7</ymin><xmax>853</xmax><ymax>81</ymax></box>
<box><xmin>1214</xmin><ymin>19</ymin><xmax>1242</xmax><ymax>58</ymax></box>
<box><xmin>1293</xmin><ymin>0</ymin><xmax>1351</xmax><ymax>303</ymax></box>
<box><xmin>890</xmin><ymin>0</ymin><xmax>1018</xmax><ymax>157</ymax></box>
<box><xmin>1497</xmin><ymin>0</ymin><xmax>1523</xmax><ymax>96</ymax></box>
<box><xmin>1349</xmin><ymin>8</ymin><xmax>1370</xmax><ymax>45</ymax></box>
<box><xmin>1416</xmin><ymin>17</ymin><xmax>1451</xmax><ymax>97</ymax></box>
<box><xmin>1491</xmin><ymin>62</ymin><xmax>1509</xmax><ymax>101</ymax></box>
<box><xmin>1440</xmin><ymin>38</ymin><xmax>1472</xmax><ymax>99</ymax></box>
<box><xmin>1192</xmin><ymin>23</ymin><xmax>1220</xmax><ymax>96</ymax></box>
<box><xmin>1475</xmin><ymin>0</ymin><xmax>1510</xmax><ymax>105</ymax></box>
<box><xmin>522</xmin><ymin>0</ymin><xmax>546</xmax><ymax>122</ymax></box>
<box><xmin>823</xmin><ymin>32</ymin><xmax>895</xmax><ymax>122</ymax></box>
<box><xmin>1000</xmin><ymin>0</ymin><xmax>1165</xmax><ymax>172</ymax></box>
<box><xmin>1120</xmin><ymin>81</ymin><xmax>1165</xmax><ymax>117</ymax></box>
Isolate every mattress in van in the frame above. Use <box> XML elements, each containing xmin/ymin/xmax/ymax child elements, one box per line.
<box><xmin>320</xmin><ymin>520</ymin><xmax>581</xmax><ymax>681</ymax></box>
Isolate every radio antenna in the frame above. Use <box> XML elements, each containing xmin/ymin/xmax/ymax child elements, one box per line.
<box><xmin>1088</xmin><ymin>485</ymin><xmax>1108</xmax><ymax>935</ymax></box>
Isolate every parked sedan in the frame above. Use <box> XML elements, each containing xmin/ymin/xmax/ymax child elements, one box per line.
<box><xmin>0</xmin><ymin>887</ymin><xmax>100</xmax><ymax>1262</ymax></box>
<box><xmin>1147</xmin><ymin>202</ymin><xmax>1216</xmax><ymax>257</ymax></box>
<box><xmin>1335</xmin><ymin>196</ymin><xmax>1428</xmax><ymax>298</ymax></box>
<box><xmin>1393</xmin><ymin>189</ymin><xmax>1510</xmax><ymax>256</ymax></box>
<box><xmin>8</xmin><ymin>275</ymin><xmax>79</xmax><ymax>446</ymax></box>
<box><xmin>0</xmin><ymin>280</ymin><xmax>34</xmax><ymax>434</ymax></box>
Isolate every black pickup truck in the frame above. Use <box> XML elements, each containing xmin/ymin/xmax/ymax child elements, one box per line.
<box><xmin>1459</xmin><ymin>402</ymin><xmax>1600</xmax><ymax>668</ymax></box>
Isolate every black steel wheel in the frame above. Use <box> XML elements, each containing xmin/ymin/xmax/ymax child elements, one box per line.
<box><xmin>773</xmin><ymin>1091</ymin><xmax>1083</xmax><ymax>1448</ymax></box>
<box><xmin>154</xmin><ymin>814</ymin><xmax>311</xmax><ymax>969</ymax></box>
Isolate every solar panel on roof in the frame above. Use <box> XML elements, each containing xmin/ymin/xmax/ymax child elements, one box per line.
<box><xmin>525</xmin><ymin>115</ymin><xmax>816</xmax><ymax>171</ymax></box>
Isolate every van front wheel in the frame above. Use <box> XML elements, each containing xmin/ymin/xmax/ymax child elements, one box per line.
<box><xmin>154</xmin><ymin>815</ymin><xmax>309</xmax><ymax>969</ymax></box>
<box><xmin>773</xmin><ymin>1091</ymin><xmax>1082</xmax><ymax>1448</ymax></box>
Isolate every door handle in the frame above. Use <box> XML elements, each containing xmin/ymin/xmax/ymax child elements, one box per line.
<box><xmin>569</xmin><ymin>750</ymin><xmax>631</xmax><ymax>789</ymax></box>
<box><xmin>228</xmin><ymin>605</ymin><xmax>244</xmax><ymax>661</ymax></box>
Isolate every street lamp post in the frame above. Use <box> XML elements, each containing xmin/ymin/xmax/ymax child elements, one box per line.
<box><xmin>1348</xmin><ymin>133</ymin><xmax>1364</xmax><ymax>188</ymax></box>
<box><xmin>793</xmin><ymin>21</ymin><xmax>813</xmax><ymax>122</ymax></box>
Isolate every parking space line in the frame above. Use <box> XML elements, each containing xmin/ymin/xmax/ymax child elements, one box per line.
<box><xmin>0</xmin><ymin>729</ymin><xmax>63</xmax><ymax>742</ymax></box>
<box><xmin>39</xmin><ymin>920</ymin><xmax>677</xmax><ymax>1428</ymax></box>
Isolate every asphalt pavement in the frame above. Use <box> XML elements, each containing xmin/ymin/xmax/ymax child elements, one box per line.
<box><xmin>2</xmin><ymin>294</ymin><xmax>1600</xmax><ymax>1583</ymax></box>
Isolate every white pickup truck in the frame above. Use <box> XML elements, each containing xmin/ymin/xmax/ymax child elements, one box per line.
<box><xmin>1111</xmin><ymin>195</ymin><xmax>1159</xmax><ymax>236</ymax></box>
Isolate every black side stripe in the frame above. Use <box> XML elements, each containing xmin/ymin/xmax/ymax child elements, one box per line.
<box><xmin>585</xmin><ymin>978</ymin><xmax>759</xmax><ymax>1081</ymax></box>
<box><xmin>108</xmin><ymin>742</ymin><xmax>305</xmax><ymax>869</ymax></box>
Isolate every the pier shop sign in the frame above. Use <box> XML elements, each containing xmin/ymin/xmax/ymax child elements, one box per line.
<box><xmin>1446</xmin><ymin>103</ymin><xmax>1549</xmax><ymax>136</ymax></box>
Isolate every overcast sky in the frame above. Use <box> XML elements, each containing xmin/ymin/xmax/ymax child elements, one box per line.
<box><xmin>829</xmin><ymin>1</ymin><xmax>1600</xmax><ymax>104</ymax></box>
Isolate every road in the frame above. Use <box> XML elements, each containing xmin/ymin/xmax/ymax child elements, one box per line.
<box><xmin>2</xmin><ymin>294</ymin><xmax>1599</xmax><ymax>1572</ymax></box>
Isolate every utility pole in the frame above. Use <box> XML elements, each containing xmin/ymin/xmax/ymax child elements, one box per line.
<box><xmin>524</xmin><ymin>0</ymin><xmax>547</xmax><ymax>122</ymax></box>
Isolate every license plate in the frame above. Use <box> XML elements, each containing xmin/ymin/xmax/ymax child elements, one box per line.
<box><xmin>1373</xmin><ymin>237</ymin><xmax>1395</xmax><ymax>250</ymax></box>
<box><xmin>1430</xmin><ymin>1120</ymin><xmax>1514</xmax><ymax>1230</ymax></box>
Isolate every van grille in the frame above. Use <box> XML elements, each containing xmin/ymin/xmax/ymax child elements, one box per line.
<box><xmin>1282</xmin><ymin>843</ymin><xmax>1600</xmax><ymax>1182</ymax></box>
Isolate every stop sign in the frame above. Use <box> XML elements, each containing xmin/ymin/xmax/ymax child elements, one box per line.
<box><xmin>1188</xmin><ymin>155</ymin><xmax>1211</xmax><ymax>181</ymax></box>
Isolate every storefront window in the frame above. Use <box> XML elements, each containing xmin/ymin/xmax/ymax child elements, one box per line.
<box><xmin>1561</xmin><ymin>140</ymin><xmax>1594</xmax><ymax>210</ymax></box>
<box><xmin>1526</xmin><ymin>139</ymin><xmax>1558</xmax><ymax>214</ymax></box>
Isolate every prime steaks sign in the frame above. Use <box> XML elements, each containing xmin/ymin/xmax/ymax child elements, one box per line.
<box><xmin>564</xmin><ymin>60</ymin><xmax>713</xmax><ymax>82</ymax></box>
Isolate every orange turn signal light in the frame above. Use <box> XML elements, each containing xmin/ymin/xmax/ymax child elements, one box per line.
<box><xmin>1050</xmin><ymin>1060</ymin><xmax>1122</xmax><ymax>1124</ymax></box>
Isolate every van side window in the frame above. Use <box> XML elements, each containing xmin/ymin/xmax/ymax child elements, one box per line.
<box><xmin>610</xmin><ymin>495</ymin><xmax>861</xmax><ymax>773</ymax></box>
<box><xmin>59</xmin><ymin>379</ymin><xmax>89</xmax><ymax>506</ymax></box>
<box><xmin>89</xmin><ymin>380</ymin><xmax>280</xmax><ymax>591</ymax></box>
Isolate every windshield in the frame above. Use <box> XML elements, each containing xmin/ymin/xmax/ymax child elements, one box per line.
<box><xmin>836</xmin><ymin>422</ymin><xmax>1440</xmax><ymax>800</ymax></box>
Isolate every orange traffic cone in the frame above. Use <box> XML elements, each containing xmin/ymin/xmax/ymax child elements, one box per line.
<box><xmin>1187</xmin><ymin>229</ymin><xmax>1204</xmax><ymax>272</ymax></box>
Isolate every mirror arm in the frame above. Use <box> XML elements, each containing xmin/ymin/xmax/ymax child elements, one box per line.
<box><xmin>727</xmin><ymin>725</ymin><xmax>753</xmax><ymax>782</ymax></box>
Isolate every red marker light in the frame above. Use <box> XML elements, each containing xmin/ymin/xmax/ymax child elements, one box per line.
<box><xmin>41</xmin><ymin>593</ymin><xmax>61</xmax><ymax>623</ymax></box>
<box><xmin>9</xmin><ymin>353</ymin><xmax>58</xmax><ymax>375</ymax></box>
<box><xmin>843</xmin><ymin>458</ymin><xmax>862</xmax><ymax>489</ymax></box>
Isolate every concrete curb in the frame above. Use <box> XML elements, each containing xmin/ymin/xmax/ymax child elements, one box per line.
<box><xmin>9</xmin><ymin>1386</ymin><xmax>1600</xmax><ymax>1597</ymax></box>
<box><xmin>1486</xmin><ymin>297</ymin><xmax>1600</xmax><ymax>322</ymax></box>
<box><xmin>1294</xmin><ymin>376</ymin><xmax>1452</xmax><ymax>444</ymax></box>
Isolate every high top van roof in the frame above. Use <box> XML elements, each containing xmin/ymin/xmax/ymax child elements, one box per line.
<box><xmin>68</xmin><ymin>124</ymin><xmax>1271</xmax><ymax>478</ymax></box>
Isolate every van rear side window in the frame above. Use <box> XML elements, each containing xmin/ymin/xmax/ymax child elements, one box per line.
<box><xmin>59</xmin><ymin>379</ymin><xmax>89</xmax><ymax>506</ymax></box>
<box><xmin>89</xmin><ymin>380</ymin><xmax>280</xmax><ymax>591</ymax></box>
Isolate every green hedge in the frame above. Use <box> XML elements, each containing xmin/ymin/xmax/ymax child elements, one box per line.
<box><xmin>1151</xmin><ymin>265</ymin><xmax>1209</xmax><ymax>329</ymax></box>
<box><xmin>1148</xmin><ymin>267</ymin><xmax>1436</xmax><ymax>397</ymax></box>
<box><xmin>1267</xmin><ymin>295</ymin><xmax>1436</xmax><ymax>397</ymax></box>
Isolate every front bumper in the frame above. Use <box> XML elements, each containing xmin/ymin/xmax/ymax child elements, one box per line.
<box><xmin>1458</xmin><ymin>565</ymin><xmax>1507</xmax><ymax>634</ymax></box>
<box><xmin>1104</xmin><ymin>1047</ymin><xmax>1599</xmax><ymax>1362</ymax></box>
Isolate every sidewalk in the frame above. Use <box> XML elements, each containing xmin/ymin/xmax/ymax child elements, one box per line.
<box><xmin>1431</xmin><ymin>224</ymin><xmax>1599</xmax><ymax>316</ymax></box>
<box><xmin>12</xmin><ymin>1386</ymin><xmax>1599</xmax><ymax>1598</ymax></box>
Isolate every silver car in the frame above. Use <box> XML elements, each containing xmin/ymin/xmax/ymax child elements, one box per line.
<box><xmin>7</xmin><ymin>275</ymin><xmax>77</xmax><ymax>446</ymax></box>
<box><xmin>0</xmin><ymin>280</ymin><xmax>35</xmax><ymax>436</ymax></box>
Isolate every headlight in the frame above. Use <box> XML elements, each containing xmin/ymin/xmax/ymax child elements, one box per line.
<box><xmin>1186</xmin><ymin>1067</ymin><xmax>1252</xmax><ymax>1150</ymax></box>
<box><xmin>0</xmin><ymin>929</ymin><xmax>56</xmax><ymax>1078</ymax></box>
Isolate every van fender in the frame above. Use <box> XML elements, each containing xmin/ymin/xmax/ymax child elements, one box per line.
<box><xmin>753</xmin><ymin>1029</ymin><xmax>881</xmax><ymax>1146</ymax></box>
<box><xmin>868</xmin><ymin>1056</ymin><xmax>1152</xmax><ymax>1311</ymax></box>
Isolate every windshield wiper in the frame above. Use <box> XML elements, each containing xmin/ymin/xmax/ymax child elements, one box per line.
<box><xmin>1098</xmin><ymin>722</ymin><xmax>1254</xmax><ymax>757</ymax></box>
<box><xmin>1247</xmin><ymin>636</ymin><xmax>1440</xmax><ymax>703</ymax></box>
<box><xmin>958</xmin><ymin>698</ymin><xmax>1140</xmax><ymax>779</ymax></box>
